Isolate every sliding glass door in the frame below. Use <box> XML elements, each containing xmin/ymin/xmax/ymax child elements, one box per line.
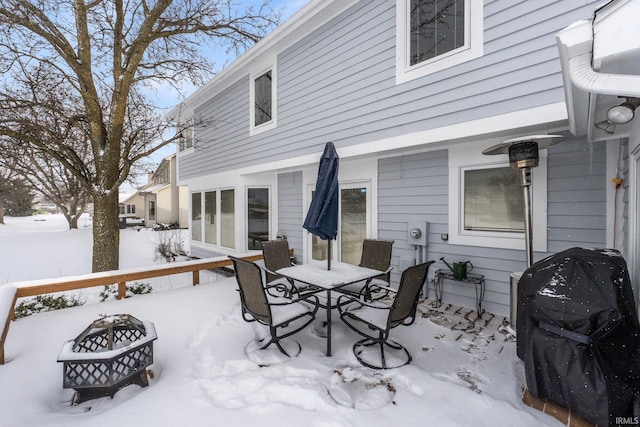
<box><xmin>309</xmin><ymin>181</ymin><xmax>370</xmax><ymax>264</ymax></box>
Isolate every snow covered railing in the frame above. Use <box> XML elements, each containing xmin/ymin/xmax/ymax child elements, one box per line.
<box><xmin>1</xmin><ymin>251</ymin><xmax>291</xmax><ymax>365</ymax></box>
<box><xmin>0</xmin><ymin>284</ymin><xmax>17</xmax><ymax>365</ymax></box>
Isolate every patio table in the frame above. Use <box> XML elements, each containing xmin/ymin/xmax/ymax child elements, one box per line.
<box><xmin>276</xmin><ymin>260</ymin><xmax>383</xmax><ymax>356</ymax></box>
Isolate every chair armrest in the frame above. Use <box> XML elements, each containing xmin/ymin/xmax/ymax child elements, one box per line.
<box><xmin>366</xmin><ymin>283</ymin><xmax>397</xmax><ymax>294</ymax></box>
<box><xmin>336</xmin><ymin>293</ymin><xmax>391</xmax><ymax>310</ymax></box>
<box><xmin>269</xmin><ymin>294</ymin><xmax>320</xmax><ymax>306</ymax></box>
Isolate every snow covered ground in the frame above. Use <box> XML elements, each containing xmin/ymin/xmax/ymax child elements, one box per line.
<box><xmin>0</xmin><ymin>214</ymin><xmax>562</xmax><ymax>426</ymax></box>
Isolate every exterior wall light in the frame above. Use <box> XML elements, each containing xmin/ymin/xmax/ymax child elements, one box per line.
<box><xmin>607</xmin><ymin>98</ymin><xmax>638</xmax><ymax>124</ymax></box>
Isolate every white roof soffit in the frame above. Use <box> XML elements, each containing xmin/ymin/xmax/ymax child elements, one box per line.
<box><xmin>556</xmin><ymin>0</ymin><xmax>640</xmax><ymax>137</ymax></box>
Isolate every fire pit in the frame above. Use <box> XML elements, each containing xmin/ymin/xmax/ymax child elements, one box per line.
<box><xmin>57</xmin><ymin>314</ymin><xmax>157</xmax><ymax>404</ymax></box>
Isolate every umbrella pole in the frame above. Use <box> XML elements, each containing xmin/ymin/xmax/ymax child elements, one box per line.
<box><xmin>328</xmin><ymin>240</ymin><xmax>332</xmax><ymax>270</ymax></box>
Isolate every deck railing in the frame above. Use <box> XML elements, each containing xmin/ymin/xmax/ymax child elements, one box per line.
<box><xmin>0</xmin><ymin>252</ymin><xmax>282</xmax><ymax>365</ymax></box>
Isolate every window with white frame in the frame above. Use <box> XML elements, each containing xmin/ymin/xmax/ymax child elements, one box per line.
<box><xmin>448</xmin><ymin>142</ymin><xmax>547</xmax><ymax>251</ymax></box>
<box><xmin>396</xmin><ymin>0</ymin><xmax>483</xmax><ymax>84</ymax></box>
<box><xmin>191</xmin><ymin>189</ymin><xmax>235</xmax><ymax>249</ymax></box>
<box><xmin>250</xmin><ymin>64</ymin><xmax>277</xmax><ymax>135</ymax></box>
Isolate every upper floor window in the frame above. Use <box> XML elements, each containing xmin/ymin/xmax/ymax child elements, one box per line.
<box><xmin>250</xmin><ymin>64</ymin><xmax>277</xmax><ymax>135</ymax></box>
<box><xmin>410</xmin><ymin>0</ymin><xmax>465</xmax><ymax>66</ymax></box>
<box><xmin>396</xmin><ymin>0</ymin><xmax>483</xmax><ymax>84</ymax></box>
<box><xmin>179</xmin><ymin>117</ymin><xmax>193</xmax><ymax>152</ymax></box>
<box><xmin>254</xmin><ymin>71</ymin><xmax>272</xmax><ymax>126</ymax></box>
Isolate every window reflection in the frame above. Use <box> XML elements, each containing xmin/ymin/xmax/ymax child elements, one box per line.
<box><xmin>247</xmin><ymin>188</ymin><xmax>269</xmax><ymax>250</ymax></box>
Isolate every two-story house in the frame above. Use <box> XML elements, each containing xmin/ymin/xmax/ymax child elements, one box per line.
<box><xmin>139</xmin><ymin>153</ymin><xmax>189</xmax><ymax>228</ymax></box>
<box><xmin>168</xmin><ymin>0</ymin><xmax>639</xmax><ymax>317</ymax></box>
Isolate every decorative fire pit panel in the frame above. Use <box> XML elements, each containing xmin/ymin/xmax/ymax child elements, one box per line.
<box><xmin>57</xmin><ymin>314</ymin><xmax>157</xmax><ymax>404</ymax></box>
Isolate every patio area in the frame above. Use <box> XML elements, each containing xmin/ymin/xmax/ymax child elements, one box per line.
<box><xmin>0</xmin><ymin>273</ymin><xmax>561</xmax><ymax>426</ymax></box>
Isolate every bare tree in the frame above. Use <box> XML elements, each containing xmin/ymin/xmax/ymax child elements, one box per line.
<box><xmin>2</xmin><ymin>144</ymin><xmax>91</xmax><ymax>229</ymax></box>
<box><xmin>0</xmin><ymin>0</ymin><xmax>279</xmax><ymax>272</ymax></box>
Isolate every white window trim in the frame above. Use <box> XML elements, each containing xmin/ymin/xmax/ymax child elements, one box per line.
<box><xmin>448</xmin><ymin>142</ymin><xmax>548</xmax><ymax>252</ymax></box>
<box><xmin>249</xmin><ymin>63</ymin><xmax>277</xmax><ymax>136</ymax></box>
<box><xmin>396</xmin><ymin>0</ymin><xmax>483</xmax><ymax>85</ymax></box>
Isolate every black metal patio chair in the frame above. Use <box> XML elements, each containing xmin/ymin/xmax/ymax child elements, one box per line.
<box><xmin>337</xmin><ymin>260</ymin><xmax>434</xmax><ymax>369</ymax></box>
<box><xmin>339</xmin><ymin>239</ymin><xmax>394</xmax><ymax>301</ymax></box>
<box><xmin>229</xmin><ymin>256</ymin><xmax>319</xmax><ymax>358</ymax></box>
<box><xmin>261</xmin><ymin>239</ymin><xmax>309</xmax><ymax>297</ymax></box>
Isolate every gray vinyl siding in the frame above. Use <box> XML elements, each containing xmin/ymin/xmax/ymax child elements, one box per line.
<box><xmin>178</xmin><ymin>0</ymin><xmax>603</xmax><ymax>181</ymax></box>
<box><xmin>277</xmin><ymin>171</ymin><xmax>304</xmax><ymax>264</ymax></box>
<box><xmin>620</xmin><ymin>138</ymin><xmax>630</xmax><ymax>260</ymax></box>
<box><xmin>377</xmin><ymin>136</ymin><xmax>607</xmax><ymax>316</ymax></box>
<box><xmin>546</xmin><ymin>139</ymin><xmax>607</xmax><ymax>252</ymax></box>
<box><xmin>179</xmin><ymin>77</ymin><xmax>249</xmax><ymax>180</ymax></box>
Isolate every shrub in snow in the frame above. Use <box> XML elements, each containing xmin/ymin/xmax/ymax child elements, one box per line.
<box><xmin>14</xmin><ymin>294</ymin><xmax>84</xmax><ymax>318</ymax></box>
<box><xmin>153</xmin><ymin>229</ymin><xmax>186</xmax><ymax>262</ymax></box>
<box><xmin>100</xmin><ymin>282</ymin><xmax>153</xmax><ymax>302</ymax></box>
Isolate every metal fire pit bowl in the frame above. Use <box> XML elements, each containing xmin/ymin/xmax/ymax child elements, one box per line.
<box><xmin>57</xmin><ymin>314</ymin><xmax>157</xmax><ymax>404</ymax></box>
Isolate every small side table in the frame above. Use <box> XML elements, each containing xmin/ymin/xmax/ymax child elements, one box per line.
<box><xmin>433</xmin><ymin>269</ymin><xmax>485</xmax><ymax>317</ymax></box>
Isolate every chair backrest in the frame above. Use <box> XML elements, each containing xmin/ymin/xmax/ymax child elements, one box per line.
<box><xmin>261</xmin><ymin>239</ymin><xmax>292</xmax><ymax>283</ymax></box>
<box><xmin>229</xmin><ymin>256</ymin><xmax>271</xmax><ymax>324</ymax></box>
<box><xmin>389</xmin><ymin>261</ymin><xmax>434</xmax><ymax>327</ymax></box>
<box><xmin>359</xmin><ymin>239</ymin><xmax>394</xmax><ymax>282</ymax></box>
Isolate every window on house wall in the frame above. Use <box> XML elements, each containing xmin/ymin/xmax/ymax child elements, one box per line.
<box><xmin>247</xmin><ymin>188</ymin><xmax>269</xmax><ymax>250</ymax></box>
<box><xmin>254</xmin><ymin>71</ymin><xmax>272</xmax><ymax>126</ymax></box>
<box><xmin>340</xmin><ymin>187</ymin><xmax>368</xmax><ymax>265</ymax></box>
<box><xmin>410</xmin><ymin>0</ymin><xmax>465</xmax><ymax>65</ymax></box>
<box><xmin>119</xmin><ymin>205</ymin><xmax>125</xmax><ymax>215</ymax></box>
<box><xmin>463</xmin><ymin>167</ymin><xmax>523</xmax><ymax>232</ymax></box>
<box><xmin>310</xmin><ymin>182</ymin><xmax>371</xmax><ymax>264</ymax></box>
<box><xmin>205</xmin><ymin>191</ymin><xmax>217</xmax><ymax>244</ymax></box>
<box><xmin>250</xmin><ymin>64</ymin><xmax>277</xmax><ymax>135</ymax></box>
<box><xmin>448</xmin><ymin>142</ymin><xmax>547</xmax><ymax>251</ymax></box>
<box><xmin>126</xmin><ymin>204</ymin><xmax>136</xmax><ymax>214</ymax></box>
<box><xmin>191</xmin><ymin>193</ymin><xmax>201</xmax><ymax>241</ymax></box>
<box><xmin>148</xmin><ymin>200</ymin><xmax>156</xmax><ymax>221</ymax></box>
<box><xmin>221</xmin><ymin>189</ymin><xmax>235</xmax><ymax>249</ymax></box>
<box><xmin>179</xmin><ymin>117</ymin><xmax>193</xmax><ymax>152</ymax></box>
<box><xmin>396</xmin><ymin>0</ymin><xmax>483</xmax><ymax>83</ymax></box>
<box><xmin>191</xmin><ymin>189</ymin><xmax>235</xmax><ymax>249</ymax></box>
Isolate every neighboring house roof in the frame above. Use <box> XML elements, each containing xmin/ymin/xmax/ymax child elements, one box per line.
<box><xmin>119</xmin><ymin>192</ymin><xmax>138</xmax><ymax>204</ymax></box>
<box><xmin>556</xmin><ymin>0</ymin><xmax>640</xmax><ymax>142</ymax></box>
<box><xmin>139</xmin><ymin>183</ymin><xmax>170</xmax><ymax>195</ymax></box>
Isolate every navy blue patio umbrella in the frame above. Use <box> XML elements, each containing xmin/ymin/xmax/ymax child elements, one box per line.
<box><xmin>303</xmin><ymin>142</ymin><xmax>339</xmax><ymax>269</ymax></box>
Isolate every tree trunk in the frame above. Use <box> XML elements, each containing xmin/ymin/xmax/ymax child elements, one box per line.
<box><xmin>0</xmin><ymin>202</ymin><xmax>4</xmax><ymax>224</ymax></box>
<box><xmin>92</xmin><ymin>192</ymin><xmax>120</xmax><ymax>272</ymax></box>
<box><xmin>67</xmin><ymin>213</ymin><xmax>79</xmax><ymax>229</ymax></box>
